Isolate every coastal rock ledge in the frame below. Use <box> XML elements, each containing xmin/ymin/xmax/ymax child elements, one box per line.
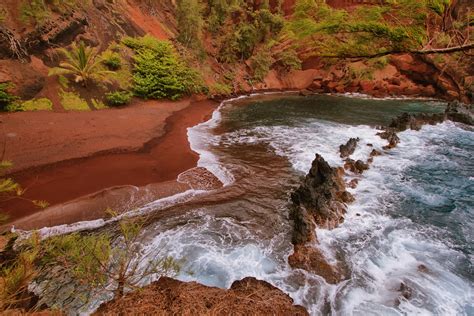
<box><xmin>288</xmin><ymin>154</ymin><xmax>353</xmax><ymax>284</ymax></box>
<box><xmin>96</xmin><ymin>277</ymin><xmax>308</xmax><ymax>315</ymax></box>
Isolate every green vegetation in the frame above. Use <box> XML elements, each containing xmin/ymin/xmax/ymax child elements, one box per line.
<box><xmin>105</xmin><ymin>91</ymin><xmax>133</xmax><ymax>106</ymax></box>
<box><xmin>286</xmin><ymin>0</ymin><xmax>436</xmax><ymax>57</ymax></box>
<box><xmin>7</xmin><ymin>98</ymin><xmax>53</xmax><ymax>112</ymax></box>
<box><xmin>276</xmin><ymin>48</ymin><xmax>302</xmax><ymax>72</ymax></box>
<box><xmin>91</xmin><ymin>98</ymin><xmax>108</xmax><ymax>110</ymax></box>
<box><xmin>123</xmin><ymin>35</ymin><xmax>204</xmax><ymax>100</ymax></box>
<box><xmin>0</xmin><ymin>83</ymin><xmax>18</xmax><ymax>112</ymax></box>
<box><xmin>250</xmin><ymin>48</ymin><xmax>274</xmax><ymax>81</ymax></box>
<box><xmin>208</xmin><ymin>82</ymin><xmax>232</xmax><ymax>96</ymax></box>
<box><xmin>0</xmin><ymin>214</ymin><xmax>180</xmax><ymax>311</ymax></box>
<box><xmin>218</xmin><ymin>8</ymin><xmax>284</xmax><ymax>63</ymax></box>
<box><xmin>0</xmin><ymin>160</ymin><xmax>49</xmax><ymax>228</ymax></box>
<box><xmin>59</xmin><ymin>90</ymin><xmax>90</xmax><ymax>111</ymax></box>
<box><xmin>49</xmin><ymin>42</ymin><xmax>113</xmax><ymax>87</ymax></box>
<box><xmin>101</xmin><ymin>51</ymin><xmax>122</xmax><ymax>70</ymax></box>
<box><xmin>0</xmin><ymin>6</ymin><xmax>6</xmax><ymax>23</ymax></box>
<box><xmin>176</xmin><ymin>0</ymin><xmax>204</xmax><ymax>50</ymax></box>
<box><xmin>20</xmin><ymin>0</ymin><xmax>88</xmax><ymax>26</ymax></box>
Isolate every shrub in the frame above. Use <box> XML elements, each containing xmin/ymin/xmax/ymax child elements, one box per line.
<box><xmin>250</xmin><ymin>48</ymin><xmax>274</xmax><ymax>82</ymax></box>
<box><xmin>276</xmin><ymin>48</ymin><xmax>302</xmax><ymax>72</ymax></box>
<box><xmin>59</xmin><ymin>90</ymin><xmax>90</xmax><ymax>111</ymax></box>
<box><xmin>0</xmin><ymin>83</ymin><xmax>18</xmax><ymax>112</ymax></box>
<box><xmin>105</xmin><ymin>91</ymin><xmax>133</xmax><ymax>106</ymax></box>
<box><xmin>17</xmin><ymin>98</ymin><xmax>53</xmax><ymax>111</ymax></box>
<box><xmin>101</xmin><ymin>51</ymin><xmax>122</xmax><ymax>70</ymax></box>
<box><xmin>208</xmin><ymin>82</ymin><xmax>232</xmax><ymax>96</ymax></box>
<box><xmin>123</xmin><ymin>36</ymin><xmax>204</xmax><ymax>100</ymax></box>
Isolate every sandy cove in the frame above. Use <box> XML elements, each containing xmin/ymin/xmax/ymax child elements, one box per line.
<box><xmin>0</xmin><ymin>97</ymin><xmax>219</xmax><ymax>230</ymax></box>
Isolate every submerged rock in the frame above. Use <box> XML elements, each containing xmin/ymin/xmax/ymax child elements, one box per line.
<box><xmin>377</xmin><ymin>129</ymin><xmax>400</xmax><ymax>149</ymax></box>
<box><xmin>96</xmin><ymin>276</ymin><xmax>308</xmax><ymax>315</ymax></box>
<box><xmin>344</xmin><ymin>159</ymin><xmax>369</xmax><ymax>174</ymax></box>
<box><xmin>288</xmin><ymin>245</ymin><xmax>344</xmax><ymax>284</ymax></box>
<box><xmin>370</xmin><ymin>149</ymin><xmax>382</xmax><ymax>157</ymax></box>
<box><xmin>389</xmin><ymin>112</ymin><xmax>445</xmax><ymax>131</ymax></box>
<box><xmin>339</xmin><ymin>137</ymin><xmax>360</xmax><ymax>158</ymax></box>
<box><xmin>445</xmin><ymin>101</ymin><xmax>473</xmax><ymax>125</ymax></box>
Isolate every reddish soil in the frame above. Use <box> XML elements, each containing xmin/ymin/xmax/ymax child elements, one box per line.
<box><xmin>124</xmin><ymin>2</ymin><xmax>170</xmax><ymax>40</ymax></box>
<box><xmin>95</xmin><ymin>277</ymin><xmax>308</xmax><ymax>315</ymax></box>
<box><xmin>0</xmin><ymin>98</ymin><xmax>218</xmax><ymax>223</ymax></box>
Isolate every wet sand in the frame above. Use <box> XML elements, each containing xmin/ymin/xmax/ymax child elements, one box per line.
<box><xmin>0</xmin><ymin>97</ymin><xmax>219</xmax><ymax>226</ymax></box>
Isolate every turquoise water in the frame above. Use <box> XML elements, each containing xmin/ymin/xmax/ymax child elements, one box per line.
<box><xmin>183</xmin><ymin>94</ymin><xmax>474</xmax><ymax>315</ymax></box>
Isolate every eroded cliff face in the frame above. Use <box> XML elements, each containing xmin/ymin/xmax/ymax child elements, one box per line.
<box><xmin>0</xmin><ymin>0</ymin><xmax>472</xmax><ymax>104</ymax></box>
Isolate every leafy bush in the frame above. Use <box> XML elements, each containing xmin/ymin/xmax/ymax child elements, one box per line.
<box><xmin>0</xmin><ymin>83</ymin><xmax>18</xmax><ymax>112</ymax></box>
<box><xmin>7</xmin><ymin>98</ymin><xmax>53</xmax><ymax>112</ymax></box>
<box><xmin>176</xmin><ymin>0</ymin><xmax>204</xmax><ymax>49</ymax></box>
<box><xmin>208</xmin><ymin>82</ymin><xmax>232</xmax><ymax>96</ymax></box>
<box><xmin>123</xmin><ymin>36</ymin><xmax>204</xmax><ymax>100</ymax></box>
<box><xmin>59</xmin><ymin>90</ymin><xmax>90</xmax><ymax>111</ymax></box>
<box><xmin>276</xmin><ymin>48</ymin><xmax>302</xmax><ymax>72</ymax></box>
<box><xmin>20</xmin><ymin>0</ymin><xmax>85</xmax><ymax>25</ymax></box>
<box><xmin>105</xmin><ymin>91</ymin><xmax>133</xmax><ymax>106</ymax></box>
<box><xmin>250</xmin><ymin>48</ymin><xmax>274</xmax><ymax>82</ymax></box>
<box><xmin>218</xmin><ymin>8</ymin><xmax>285</xmax><ymax>63</ymax></box>
<box><xmin>101</xmin><ymin>51</ymin><xmax>122</xmax><ymax>70</ymax></box>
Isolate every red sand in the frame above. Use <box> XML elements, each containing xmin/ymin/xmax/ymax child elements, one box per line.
<box><xmin>0</xmin><ymin>98</ymin><xmax>218</xmax><ymax>225</ymax></box>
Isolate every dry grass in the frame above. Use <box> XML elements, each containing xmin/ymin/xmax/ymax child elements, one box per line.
<box><xmin>95</xmin><ymin>277</ymin><xmax>308</xmax><ymax>316</ymax></box>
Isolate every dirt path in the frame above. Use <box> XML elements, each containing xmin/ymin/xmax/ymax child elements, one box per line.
<box><xmin>0</xmin><ymin>97</ymin><xmax>218</xmax><ymax>222</ymax></box>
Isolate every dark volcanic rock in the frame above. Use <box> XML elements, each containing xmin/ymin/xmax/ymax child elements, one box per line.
<box><xmin>291</xmin><ymin>154</ymin><xmax>352</xmax><ymax>230</ymax></box>
<box><xmin>339</xmin><ymin>137</ymin><xmax>359</xmax><ymax>158</ymax></box>
<box><xmin>389</xmin><ymin>112</ymin><xmax>445</xmax><ymax>131</ymax></box>
<box><xmin>288</xmin><ymin>154</ymin><xmax>352</xmax><ymax>283</ymax></box>
<box><xmin>445</xmin><ymin>101</ymin><xmax>473</xmax><ymax>125</ymax></box>
<box><xmin>377</xmin><ymin>129</ymin><xmax>400</xmax><ymax>149</ymax></box>
<box><xmin>289</xmin><ymin>205</ymin><xmax>316</xmax><ymax>245</ymax></box>
<box><xmin>344</xmin><ymin>159</ymin><xmax>369</xmax><ymax>174</ymax></box>
<box><xmin>370</xmin><ymin>149</ymin><xmax>382</xmax><ymax>157</ymax></box>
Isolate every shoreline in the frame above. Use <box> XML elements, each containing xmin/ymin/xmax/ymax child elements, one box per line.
<box><xmin>1</xmin><ymin>97</ymin><xmax>219</xmax><ymax>228</ymax></box>
<box><xmin>0</xmin><ymin>90</ymin><xmax>459</xmax><ymax>231</ymax></box>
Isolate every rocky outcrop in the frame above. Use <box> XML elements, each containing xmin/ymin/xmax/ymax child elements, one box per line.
<box><xmin>344</xmin><ymin>159</ymin><xmax>369</xmax><ymax>174</ymax></box>
<box><xmin>288</xmin><ymin>154</ymin><xmax>352</xmax><ymax>283</ymax></box>
<box><xmin>291</xmin><ymin>154</ymin><xmax>353</xmax><ymax>230</ymax></box>
<box><xmin>445</xmin><ymin>101</ymin><xmax>473</xmax><ymax>125</ymax></box>
<box><xmin>377</xmin><ymin>129</ymin><xmax>400</xmax><ymax>149</ymax></box>
<box><xmin>95</xmin><ymin>277</ymin><xmax>308</xmax><ymax>315</ymax></box>
<box><xmin>378</xmin><ymin>101</ymin><xmax>472</xmax><ymax>148</ymax></box>
<box><xmin>389</xmin><ymin>112</ymin><xmax>446</xmax><ymax>131</ymax></box>
<box><xmin>339</xmin><ymin>137</ymin><xmax>359</xmax><ymax>158</ymax></box>
<box><xmin>288</xmin><ymin>245</ymin><xmax>345</xmax><ymax>284</ymax></box>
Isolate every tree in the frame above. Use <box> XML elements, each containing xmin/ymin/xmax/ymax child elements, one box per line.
<box><xmin>176</xmin><ymin>0</ymin><xmax>204</xmax><ymax>50</ymax></box>
<box><xmin>48</xmin><ymin>42</ymin><xmax>113</xmax><ymax>87</ymax></box>
<box><xmin>0</xmin><ymin>214</ymin><xmax>180</xmax><ymax>313</ymax></box>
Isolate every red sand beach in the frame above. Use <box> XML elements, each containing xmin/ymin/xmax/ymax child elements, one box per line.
<box><xmin>0</xmin><ymin>97</ymin><xmax>219</xmax><ymax>229</ymax></box>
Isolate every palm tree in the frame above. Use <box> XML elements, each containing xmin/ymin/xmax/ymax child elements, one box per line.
<box><xmin>49</xmin><ymin>41</ymin><xmax>113</xmax><ymax>86</ymax></box>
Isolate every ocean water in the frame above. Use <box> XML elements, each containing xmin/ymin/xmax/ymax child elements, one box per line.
<box><xmin>35</xmin><ymin>94</ymin><xmax>473</xmax><ymax>315</ymax></box>
<box><xmin>178</xmin><ymin>94</ymin><xmax>473</xmax><ymax>315</ymax></box>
